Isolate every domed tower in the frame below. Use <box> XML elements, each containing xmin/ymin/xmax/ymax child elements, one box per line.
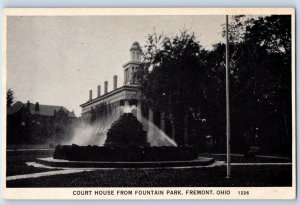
<box><xmin>123</xmin><ymin>42</ymin><xmax>142</xmax><ymax>85</ymax></box>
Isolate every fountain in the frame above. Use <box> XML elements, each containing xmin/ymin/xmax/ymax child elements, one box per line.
<box><xmin>35</xmin><ymin>105</ymin><xmax>215</xmax><ymax>168</ymax></box>
<box><xmin>32</xmin><ymin>40</ymin><xmax>215</xmax><ymax>169</ymax></box>
<box><xmin>53</xmin><ymin>112</ymin><xmax>198</xmax><ymax>162</ymax></box>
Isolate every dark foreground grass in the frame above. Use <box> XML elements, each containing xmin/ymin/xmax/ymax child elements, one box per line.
<box><xmin>7</xmin><ymin>165</ymin><xmax>292</xmax><ymax>187</ymax></box>
<box><xmin>201</xmin><ymin>154</ymin><xmax>291</xmax><ymax>163</ymax></box>
<box><xmin>6</xmin><ymin>150</ymin><xmax>59</xmax><ymax>176</ymax></box>
<box><xmin>6</xmin><ymin>150</ymin><xmax>292</xmax><ymax>187</ymax></box>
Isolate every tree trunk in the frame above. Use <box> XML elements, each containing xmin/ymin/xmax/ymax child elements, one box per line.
<box><xmin>184</xmin><ymin>113</ymin><xmax>189</xmax><ymax>146</ymax></box>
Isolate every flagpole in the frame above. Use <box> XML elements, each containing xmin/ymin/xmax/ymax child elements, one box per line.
<box><xmin>226</xmin><ymin>14</ymin><xmax>231</xmax><ymax>179</ymax></box>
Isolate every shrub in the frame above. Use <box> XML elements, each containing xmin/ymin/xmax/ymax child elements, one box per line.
<box><xmin>104</xmin><ymin>113</ymin><xmax>149</xmax><ymax>147</ymax></box>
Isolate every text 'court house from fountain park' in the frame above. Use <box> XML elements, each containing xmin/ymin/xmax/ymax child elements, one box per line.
<box><xmin>80</xmin><ymin>42</ymin><xmax>166</xmax><ymax>136</ymax></box>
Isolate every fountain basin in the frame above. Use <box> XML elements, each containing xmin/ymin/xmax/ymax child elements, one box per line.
<box><xmin>36</xmin><ymin>157</ymin><xmax>215</xmax><ymax>168</ymax></box>
<box><xmin>54</xmin><ymin>144</ymin><xmax>199</xmax><ymax>162</ymax></box>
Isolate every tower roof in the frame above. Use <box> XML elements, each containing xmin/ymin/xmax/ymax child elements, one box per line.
<box><xmin>130</xmin><ymin>41</ymin><xmax>142</xmax><ymax>51</ymax></box>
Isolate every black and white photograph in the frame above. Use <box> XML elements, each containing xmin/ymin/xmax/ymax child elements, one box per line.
<box><xmin>2</xmin><ymin>8</ymin><xmax>296</xmax><ymax>199</ymax></box>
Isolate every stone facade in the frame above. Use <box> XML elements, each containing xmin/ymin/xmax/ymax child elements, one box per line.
<box><xmin>80</xmin><ymin>42</ymin><xmax>167</xmax><ymax>136</ymax></box>
<box><xmin>80</xmin><ymin>42</ymin><xmax>144</xmax><ymax>122</ymax></box>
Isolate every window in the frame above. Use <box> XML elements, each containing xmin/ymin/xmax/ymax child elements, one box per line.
<box><xmin>127</xmin><ymin>68</ymin><xmax>130</xmax><ymax>83</ymax></box>
<box><xmin>124</xmin><ymin>70</ymin><xmax>127</xmax><ymax>83</ymax></box>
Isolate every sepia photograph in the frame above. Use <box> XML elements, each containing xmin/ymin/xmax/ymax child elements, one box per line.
<box><xmin>2</xmin><ymin>8</ymin><xmax>295</xmax><ymax>199</ymax></box>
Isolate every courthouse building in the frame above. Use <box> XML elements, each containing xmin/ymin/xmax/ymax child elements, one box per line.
<box><xmin>80</xmin><ymin>42</ymin><xmax>166</xmax><ymax>134</ymax></box>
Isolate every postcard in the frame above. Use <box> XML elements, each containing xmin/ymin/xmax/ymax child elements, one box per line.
<box><xmin>2</xmin><ymin>8</ymin><xmax>296</xmax><ymax>199</ymax></box>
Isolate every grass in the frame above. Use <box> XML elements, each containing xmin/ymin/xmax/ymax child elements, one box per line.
<box><xmin>6</xmin><ymin>149</ymin><xmax>292</xmax><ymax>187</ymax></box>
<box><xmin>6</xmin><ymin>149</ymin><xmax>60</xmax><ymax>176</ymax></box>
<box><xmin>7</xmin><ymin>165</ymin><xmax>292</xmax><ymax>187</ymax></box>
<box><xmin>201</xmin><ymin>153</ymin><xmax>291</xmax><ymax>163</ymax></box>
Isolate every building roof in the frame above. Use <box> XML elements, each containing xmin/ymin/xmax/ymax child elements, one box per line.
<box><xmin>80</xmin><ymin>84</ymin><xmax>140</xmax><ymax>108</ymax></box>
<box><xmin>68</xmin><ymin>111</ymin><xmax>76</xmax><ymax>118</ymax></box>
<box><xmin>7</xmin><ymin>101</ymin><xmax>77</xmax><ymax>118</ymax></box>
<box><xmin>122</xmin><ymin>60</ymin><xmax>141</xmax><ymax>68</ymax></box>
<box><xmin>130</xmin><ymin>41</ymin><xmax>142</xmax><ymax>51</ymax></box>
<box><xmin>7</xmin><ymin>101</ymin><xmax>23</xmax><ymax>115</ymax></box>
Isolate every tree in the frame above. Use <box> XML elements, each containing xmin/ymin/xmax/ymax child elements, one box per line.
<box><xmin>7</xmin><ymin>89</ymin><xmax>14</xmax><ymax>108</ymax></box>
<box><xmin>137</xmin><ymin>30</ymin><xmax>207</xmax><ymax>146</ymax></box>
<box><xmin>242</xmin><ymin>15</ymin><xmax>292</xmax><ymax>155</ymax></box>
<box><xmin>219</xmin><ymin>15</ymin><xmax>292</xmax><ymax>155</ymax></box>
<box><xmin>137</xmin><ymin>15</ymin><xmax>292</xmax><ymax>155</ymax></box>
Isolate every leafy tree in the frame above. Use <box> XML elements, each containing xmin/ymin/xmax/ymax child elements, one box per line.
<box><xmin>7</xmin><ymin>89</ymin><xmax>14</xmax><ymax>108</ymax></box>
<box><xmin>137</xmin><ymin>15</ymin><xmax>292</xmax><ymax>155</ymax></box>
<box><xmin>220</xmin><ymin>15</ymin><xmax>292</xmax><ymax>155</ymax></box>
<box><xmin>137</xmin><ymin>30</ymin><xmax>207</xmax><ymax>146</ymax></box>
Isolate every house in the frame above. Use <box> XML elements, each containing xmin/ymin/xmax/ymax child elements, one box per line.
<box><xmin>7</xmin><ymin>101</ymin><xmax>77</xmax><ymax>145</ymax></box>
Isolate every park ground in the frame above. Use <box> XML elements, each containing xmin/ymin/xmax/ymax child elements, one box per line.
<box><xmin>6</xmin><ymin>147</ymin><xmax>292</xmax><ymax>187</ymax></box>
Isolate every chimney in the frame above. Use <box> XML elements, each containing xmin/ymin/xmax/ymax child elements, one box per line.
<box><xmin>89</xmin><ymin>90</ymin><xmax>92</xmax><ymax>101</ymax></box>
<box><xmin>104</xmin><ymin>81</ymin><xmax>108</xmax><ymax>94</ymax></box>
<box><xmin>97</xmin><ymin>85</ymin><xmax>101</xmax><ymax>97</ymax></box>
<box><xmin>113</xmin><ymin>75</ymin><xmax>118</xmax><ymax>90</ymax></box>
<box><xmin>35</xmin><ymin>102</ymin><xmax>39</xmax><ymax>112</ymax></box>
<box><xmin>27</xmin><ymin>100</ymin><xmax>30</xmax><ymax>110</ymax></box>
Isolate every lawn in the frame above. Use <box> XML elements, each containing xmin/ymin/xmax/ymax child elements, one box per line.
<box><xmin>6</xmin><ymin>149</ymin><xmax>292</xmax><ymax>187</ymax></box>
<box><xmin>7</xmin><ymin>165</ymin><xmax>292</xmax><ymax>187</ymax></box>
<box><xmin>6</xmin><ymin>149</ymin><xmax>60</xmax><ymax>176</ymax></box>
<box><xmin>201</xmin><ymin>153</ymin><xmax>291</xmax><ymax>163</ymax></box>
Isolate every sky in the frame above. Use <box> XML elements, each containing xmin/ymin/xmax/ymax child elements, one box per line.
<box><xmin>7</xmin><ymin>15</ymin><xmax>227</xmax><ymax>116</ymax></box>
